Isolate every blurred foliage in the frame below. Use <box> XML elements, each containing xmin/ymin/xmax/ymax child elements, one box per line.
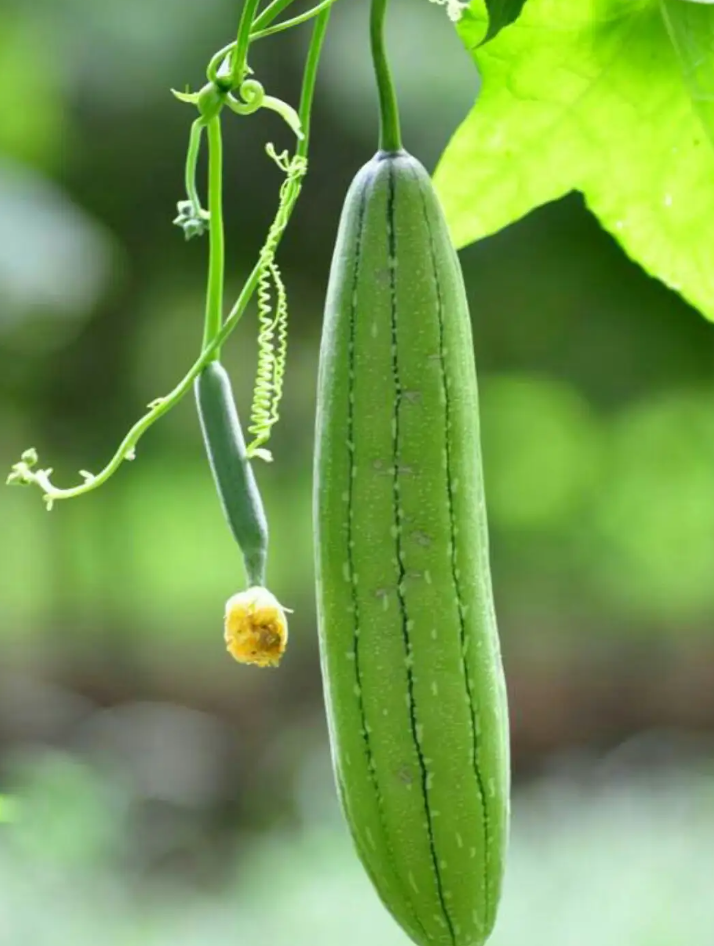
<box><xmin>0</xmin><ymin>10</ymin><xmax>68</xmax><ymax>168</ymax></box>
<box><xmin>0</xmin><ymin>162</ymin><xmax>115</xmax><ymax>337</ymax></box>
<box><xmin>1</xmin><ymin>743</ymin><xmax>714</xmax><ymax>944</ymax></box>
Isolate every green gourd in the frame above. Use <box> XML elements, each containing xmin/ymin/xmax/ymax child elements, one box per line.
<box><xmin>313</xmin><ymin>2</ymin><xmax>510</xmax><ymax>945</ymax></box>
<box><xmin>195</xmin><ymin>360</ymin><xmax>268</xmax><ymax>587</ymax></box>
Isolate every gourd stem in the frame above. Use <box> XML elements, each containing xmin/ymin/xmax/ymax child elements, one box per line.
<box><xmin>370</xmin><ymin>0</ymin><xmax>402</xmax><ymax>153</ymax></box>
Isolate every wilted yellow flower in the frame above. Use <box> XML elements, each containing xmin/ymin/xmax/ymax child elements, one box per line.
<box><xmin>224</xmin><ymin>587</ymin><xmax>289</xmax><ymax>668</ymax></box>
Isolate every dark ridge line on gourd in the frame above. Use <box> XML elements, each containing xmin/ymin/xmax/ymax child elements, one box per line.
<box><xmin>346</xmin><ymin>164</ymin><xmax>429</xmax><ymax>942</ymax></box>
<box><xmin>413</xmin><ymin>162</ymin><xmax>492</xmax><ymax>933</ymax></box>
<box><xmin>337</xmin><ymin>768</ymin><xmax>427</xmax><ymax>946</ymax></box>
<box><xmin>387</xmin><ymin>159</ymin><xmax>457</xmax><ymax>946</ymax></box>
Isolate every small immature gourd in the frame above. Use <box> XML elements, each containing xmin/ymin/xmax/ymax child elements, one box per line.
<box><xmin>196</xmin><ymin>360</ymin><xmax>288</xmax><ymax>668</ymax></box>
<box><xmin>313</xmin><ymin>2</ymin><xmax>510</xmax><ymax>944</ymax></box>
<box><xmin>195</xmin><ymin>360</ymin><xmax>269</xmax><ymax>588</ymax></box>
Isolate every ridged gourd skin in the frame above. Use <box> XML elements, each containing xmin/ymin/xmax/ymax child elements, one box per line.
<box><xmin>314</xmin><ymin>150</ymin><xmax>510</xmax><ymax>946</ymax></box>
<box><xmin>195</xmin><ymin>361</ymin><xmax>268</xmax><ymax>587</ymax></box>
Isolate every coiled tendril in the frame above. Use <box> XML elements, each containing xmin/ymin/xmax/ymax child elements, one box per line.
<box><xmin>245</xmin><ymin>144</ymin><xmax>308</xmax><ymax>461</ymax></box>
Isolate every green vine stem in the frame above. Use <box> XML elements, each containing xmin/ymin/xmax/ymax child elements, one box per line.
<box><xmin>207</xmin><ymin>0</ymin><xmax>338</xmax><ymax>82</ymax></box>
<box><xmin>251</xmin><ymin>0</ymin><xmax>338</xmax><ymax>42</ymax></box>
<box><xmin>252</xmin><ymin>0</ymin><xmax>301</xmax><ymax>33</ymax></box>
<box><xmin>173</xmin><ymin>120</ymin><xmax>210</xmax><ymax>239</ymax></box>
<box><xmin>203</xmin><ymin>115</ymin><xmax>225</xmax><ymax>354</ymax></box>
<box><xmin>185</xmin><ymin>120</ymin><xmax>205</xmax><ymax>216</ymax></box>
<box><xmin>231</xmin><ymin>0</ymin><xmax>263</xmax><ymax>87</ymax></box>
<box><xmin>371</xmin><ymin>0</ymin><xmax>402</xmax><ymax>153</ymax></box>
<box><xmin>7</xmin><ymin>4</ymin><xmax>332</xmax><ymax>509</ymax></box>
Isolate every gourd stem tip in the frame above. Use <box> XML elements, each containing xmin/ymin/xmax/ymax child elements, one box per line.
<box><xmin>370</xmin><ymin>0</ymin><xmax>403</xmax><ymax>153</ymax></box>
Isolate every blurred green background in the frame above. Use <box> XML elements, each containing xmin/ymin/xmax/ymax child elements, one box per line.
<box><xmin>2</xmin><ymin>0</ymin><xmax>714</xmax><ymax>943</ymax></box>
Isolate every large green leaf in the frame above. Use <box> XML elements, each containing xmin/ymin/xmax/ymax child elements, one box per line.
<box><xmin>434</xmin><ymin>0</ymin><xmax>714</xmax><ymax>320</ymax></box>
<box><xmin>484</xmin><ymin>0</ymin><xmax>530</xmax><ymax>40</ymax></box>
<box><xmin>662</xmin><ymin>0</ymin><xmax>714</xmax><ymax>144</ymax></box>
